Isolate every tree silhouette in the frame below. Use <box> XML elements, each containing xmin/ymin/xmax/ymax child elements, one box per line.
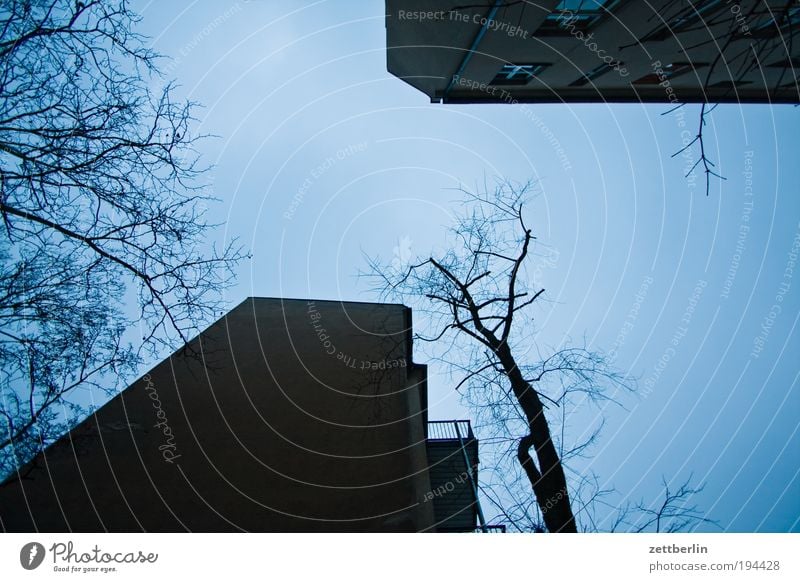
<box><xmin>0</xmin><ymin>0</ymin><xmax>245</xmax><ymax>483</ymax></box>
<box><xmin>366</xmin><ymin>180</ymin><xmax>713</xmax><ymax>532</ymax></box>
<box><xmin>367</xmin><ymin>181</ymin><xmax>624</xmax><ymax>532</ymax></box>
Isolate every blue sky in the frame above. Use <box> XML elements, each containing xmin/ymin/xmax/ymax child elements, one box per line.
<box><xmin>134</xmin><ymin>0</ymin><xmax>799</xmax><ymax>532</ymax></box>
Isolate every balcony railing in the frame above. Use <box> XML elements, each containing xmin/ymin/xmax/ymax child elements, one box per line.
<box><xmin>427</xmin><ymin>419</ymin><xmax>474</xmax><ymax>441</ymax></box>
<box><xmin>427</xmin><ymin>419</ymin><xmax>495</xmax><ymax>532</ymax></box>
<box><xmin>475</xmin><ymin>525</ymin><xmax>506</xmax><ymax>533</ymax></box>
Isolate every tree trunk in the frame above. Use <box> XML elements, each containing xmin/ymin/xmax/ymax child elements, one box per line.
<box><xmin>497</xmin><ymin>344</ymin><xmax>577</xmax><ymax>532</ymax></box>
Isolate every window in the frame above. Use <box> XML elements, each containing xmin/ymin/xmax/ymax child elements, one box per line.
<box><xmin>644</xmin><ymin>0</ymin><xmax>725</xmax><ymax>41</ymax></box>
<box><xmin>748</xmin><ymin>6</ymin><xmax>800</xmax><ymax>37</ymax></box>
<box><xmin>569</xmin><ymin>61</ymin><xmax>623</xmax><ymax>86</ymax></box>
<box><xmin>490</xmin><ymin>63</ymin><xmax>549</xmax><ymax>85</ymax></box>
<box><xmin>539</xmin><ymin>0</ymin><xmax>621</xmax><ymax>33</ymax></box>
<box><xmin>632</xmin><ymin>62</ymin><xmax>700</xmax><ymax>85</ymax></box>
<box><xmin>666</xmin><ymin>0</ymin><xmax>723</xmax><ymax>29</ymax></box>
<box><xmin>766</xmin><ymin>57</ymin><xmax>800</xmax><ymax>68</ymax></box>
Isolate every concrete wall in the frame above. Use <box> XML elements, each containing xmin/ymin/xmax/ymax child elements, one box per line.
<box><xmin>0</xmin><ymin>298</ymin><xmax>436</xmax><ymax>532</ymax></box>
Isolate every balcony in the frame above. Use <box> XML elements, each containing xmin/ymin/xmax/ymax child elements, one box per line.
<box><xmin>426</xmin><ymin>420</ymin><xmax>484</xmax><ymax>532</ymax></box>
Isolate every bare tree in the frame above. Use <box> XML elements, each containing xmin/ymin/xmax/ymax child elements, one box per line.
<box><xmin>0</xmin><ymin>1</ymin><xmax>246</xmax><ymax>483</ymax></box>
<box><xmin>366</xmin><ymin>180</ymin><xmax>630</xmax><ymax>532</ymax></box>
<box><xmin>366</xmin><ymin>180</ymin><xmax>716</xmax><ymax>533</ymax></box>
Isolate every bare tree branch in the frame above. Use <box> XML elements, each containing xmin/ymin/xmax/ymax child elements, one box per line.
<box><xmin>0</xmin><ymin>0</ymin><xmax>247</xmax><ymax>482</ymax></box>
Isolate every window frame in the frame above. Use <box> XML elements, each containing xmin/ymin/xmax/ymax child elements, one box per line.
<box><xmin>631</xmin><ymin>61</ymin><xmax>705</xmax><ymax>85</ymax></box>
<box><xmin>642</xmin><ymin>0</ymin><xmax>727</xmax><ymax>42</ymax></box>
<box><xmin>743</xmin><ymin>6</ymin><xmax>800</xmax><ymax>38</ymax></box>
<box><xmin>489</xmin><ymin>63</ymin><xmax>550</xmax><ymax>86</ymax></box>
<box><xmin>569</xmin><ymin>61</ymin><xmax>624</xmax><ymax>86</ymax></box>
<box><xmin>536</xmin><ymin>0</ymin><xmax>623</xmax><ymax>36</ymax></box>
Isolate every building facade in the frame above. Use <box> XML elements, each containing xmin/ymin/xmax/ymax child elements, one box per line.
<box><xmin>0</xmin><ymin>298</ymin><xmax>483</xmax><ymax>532</ymax></box>
<box><xmin>386</xmin><ymin>0</ymin><xmax>799</xmax><ymax>104</ymax></box>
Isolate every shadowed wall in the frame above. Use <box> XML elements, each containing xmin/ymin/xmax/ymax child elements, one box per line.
<box><xmin>0</xmin><ymin>298</ymin><xmax>435</xmax><ymax>532</ymax></box>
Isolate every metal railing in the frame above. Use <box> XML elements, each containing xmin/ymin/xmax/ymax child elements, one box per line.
<box><xmin>475</xmin><ymin>525</ymin><xmax>506</xmax><ymax>533</ymax></box>
<box><xmin>427</xmin><ymin>419</ymin><xmax>474</xmax><ymax>440</ymax></box>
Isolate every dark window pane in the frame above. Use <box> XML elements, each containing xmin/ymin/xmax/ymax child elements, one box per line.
<box><xmin>490</xmin><ymin>63</ymin><xmax>549</xmax><ymax>85</ymax></box>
